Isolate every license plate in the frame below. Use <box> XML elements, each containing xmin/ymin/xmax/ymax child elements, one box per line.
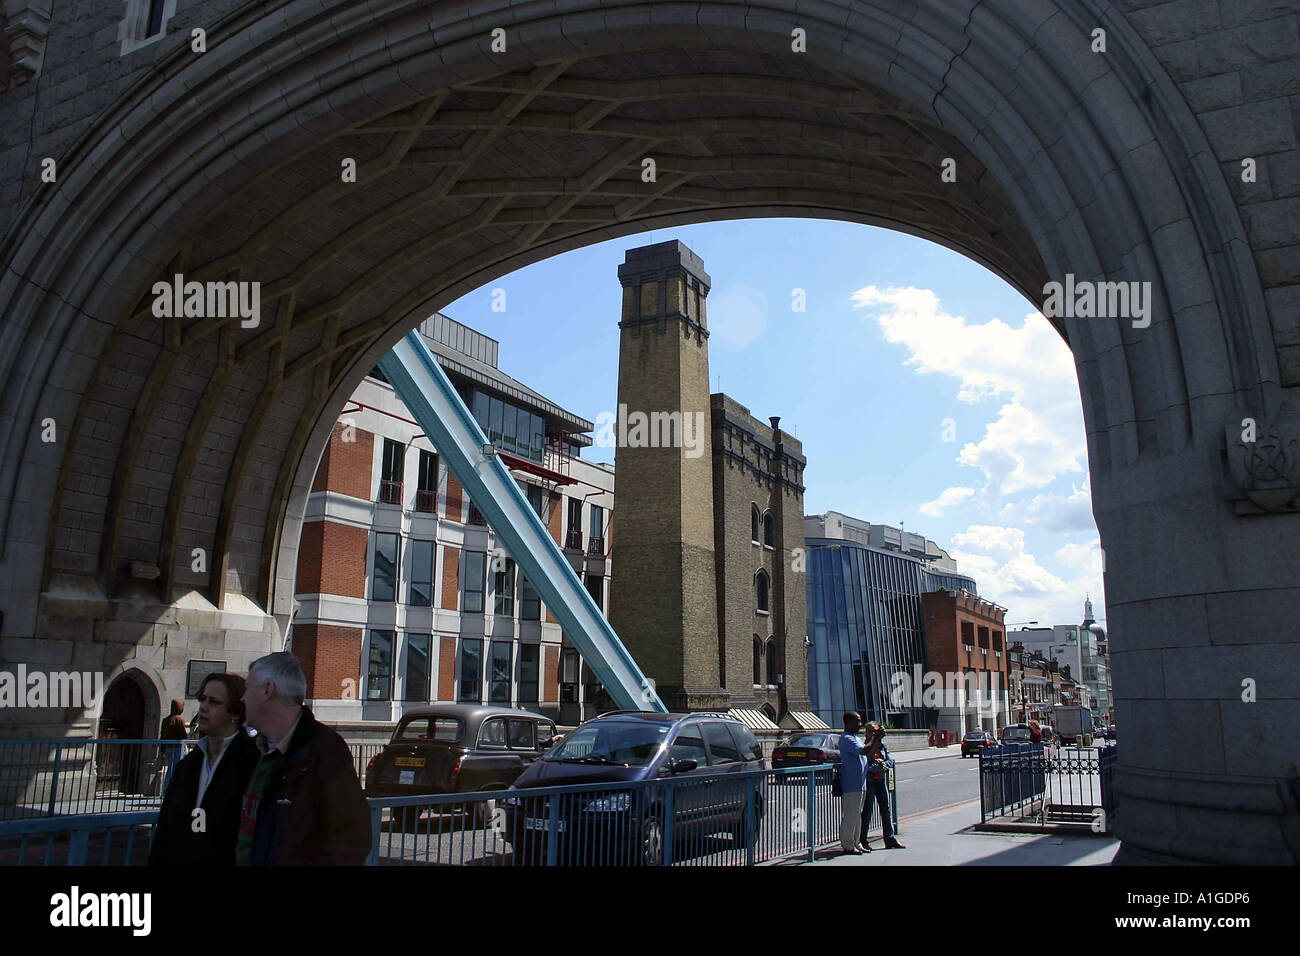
<box><xmin>395</xmin><ymin>757</ymin><xmax>425</xmax><ymax>767</ymax></box>
<box><xmin>785</xmin><ymin>750</ymin><xmax>807</xmax><ymax>757</ymax></box>
<box><xmin>524</xmin><ymin>817</ymin><xmax>566</xmax><ymax>834</ymax></box>
<box><xmin>398</xmin><ymin>770</ymin><xmax>415</xmax><ymax>785</ymax></box>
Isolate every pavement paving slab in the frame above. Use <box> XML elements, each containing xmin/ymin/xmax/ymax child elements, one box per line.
<box><xmin>795</xmin><ymin>797</ymin><xmax>1119</xmax><ymax>867</ymax></box>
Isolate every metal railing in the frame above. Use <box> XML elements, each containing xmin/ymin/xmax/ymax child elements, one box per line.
<box><xmin>0</xmin><ymin>738</ymin><xmax>387</xmax><ymax>820</ymax></box>
<box><xmin>0</xmin><ymin>738</ymin><xmax>187</xmax><ymax>820</ymax></box>
<box><xmin>378</xmin><ymin>479</ymin><xmax>403</xmax><ymax>505</ymax></box>
<box><xmin>0</xmin><ymin>763</ymin><xmax>899</xmax><ymax>866</ymax></box>
<box><xmin>415</xmin><ymin>488</ymin><xmax>437</xmax><ymax>513</ymax></box>
<box><xmin>365</xmin><ymin>764</ymin><xmax>898</xmax><ymax>866</ymax></box>
<box><xmin>979</xmin><ymin>742</ymin><xmax>1114</xmax><ymax>831</ymax></box>
<box><xmin>0</xmin><ymin>812</ymin><xmax>157</xmax><ymax>865</ymax></box>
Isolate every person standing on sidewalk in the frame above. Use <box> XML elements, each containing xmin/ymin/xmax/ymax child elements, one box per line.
<box><xmin>159</xmin><ymin>698</ymin><xmax>189</xmax><ymax>793</ymax></box>
<box><xmin>838</xmin><ymin>712</ymin><xmax>872</xmax><ymax>855</ymax></box>
<box><xmin>859</xmin><ymin>722</ymin><xmax>905</xmax><ymax>850</ymax></box>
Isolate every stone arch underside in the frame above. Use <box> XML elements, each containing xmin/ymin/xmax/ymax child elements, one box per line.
<box><xmin>0</xmin><ymin>1</ymin><xmax>1293</xmax><ymax>863</ymax></box>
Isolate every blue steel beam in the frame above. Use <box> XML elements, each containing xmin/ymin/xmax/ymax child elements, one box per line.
<box><xmin>378</xmin><ymin>330</ymin><xmax>666</xmax><ymax>713</ymax></box>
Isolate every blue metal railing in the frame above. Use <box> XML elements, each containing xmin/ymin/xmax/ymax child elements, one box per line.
<box><xmin>0</xmin><ymin>812</ymin><xmax>157</xmax><ymax>865</ymax></box>
<box><xmin>0</xmin><ymin>764</ymin><xmax>900</xmax><ymax>866</ymax></box>
<box><xmin>365</xmin><ymin>764</ymin><xmax>898</xmax><ymax>866</ymax></box>
<box><xmin>0</xmin><ymin>738</ymin><xmax>387</xmax><ymax>820</ymax></box>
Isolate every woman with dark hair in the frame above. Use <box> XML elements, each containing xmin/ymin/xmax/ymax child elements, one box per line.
<box><xmin>149</xmin><ymin>673</ymin><xmax>259</xmax><ymax>866</ymax></box>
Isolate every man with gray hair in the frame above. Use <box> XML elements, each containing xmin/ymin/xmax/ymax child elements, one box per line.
<box><xmin>237</xmin><ymin>652</ymin><xmax>370</xmax><ymax>865</ymax></box>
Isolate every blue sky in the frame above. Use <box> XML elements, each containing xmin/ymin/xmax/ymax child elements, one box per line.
<box><xmin>445</xmin><ymin>218</ymin><xmax>1104</xmax><ymax>627</ymax></box>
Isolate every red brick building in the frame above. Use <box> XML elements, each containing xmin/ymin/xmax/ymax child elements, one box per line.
<box><xmin>292</xmin><ymin>314</ymin><xmax>615</xmax><ymax>734</ymax></box>
<box><xmin>920</xmin><ymin>589</ymin><xmax>1009</xmax><ymax>735</ymax></box>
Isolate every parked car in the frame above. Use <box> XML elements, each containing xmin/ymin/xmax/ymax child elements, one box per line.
<box><xmin>772</xmin><ymin>732</ymin><xmax>841</xmax><ymax>780</ymax></box>
<box><xmin>961</xmin><ymin>731</ymin><xmax>997</xmax><ymax>757</ymax></box>
<box><xmin>503</xmin><ymin>711</ymin><xmax>766</xmax><ymax>865</ymax></box>
<box><xmin>364</xmin><ymin>704</ymin><xmax>557</xmax><ymax>830</ymax></box>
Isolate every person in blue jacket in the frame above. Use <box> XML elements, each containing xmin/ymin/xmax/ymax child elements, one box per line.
<box><xmin>839</xmin><ymin>712</ymin><xmax>873</xmax><ymax>854</ymax></box>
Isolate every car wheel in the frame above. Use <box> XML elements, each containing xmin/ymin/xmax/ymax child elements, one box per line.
<box><xmin>639</xmin><ymin>814</ymin><xmax>664</xmax><ymax>866</ymax></box>
<box><xmin>471</xmin><ymin>796</ymin><xmax>499</xmax><ymax>830</ymax></box>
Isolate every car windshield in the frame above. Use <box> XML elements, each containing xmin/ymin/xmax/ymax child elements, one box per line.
<box><xmin>544</xmin><ymin>719</ymin><xmax>671</xmax><ymax>767</ymax></box>
<box><xmin>790</xmin><ymin>734</ymin><xmax>830</xmax><ymax>748</ymax></box>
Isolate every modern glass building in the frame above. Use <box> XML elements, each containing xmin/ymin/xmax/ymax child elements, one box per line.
<box><xmin>805</xmin><ymin>513</ymin><xmax>977</xmax><ymax>729</ymax></box>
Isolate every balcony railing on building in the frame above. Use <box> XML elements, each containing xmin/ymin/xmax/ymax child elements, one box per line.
<box><xmin>565</xmin><ymin>528</ymin><xmax>583</xmax><ymax>550</ymax></box>
<box><xmin>468</xmin><ymin>503</ymin><xmax>488</xmax><ymax>526</ymax></box>
<box><xmin>415</xmin><ymin>489</ymin><xmax>436</xmax><ymax>514</ymax></box>
<box><xmin>586</xmin><ymin>536</ymin><xmax>605</xmax><ymax>556</ymax></box>
<box><xmin>379</xmin><ymin>480</ymin><xmax>403</xmax><ymax>506</ymax></box>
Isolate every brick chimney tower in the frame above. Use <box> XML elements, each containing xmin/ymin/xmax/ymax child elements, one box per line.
<box><xmin>609</xmin><ymin>240</ymin><xmax>727</xmax><ymax>711</ymax></box>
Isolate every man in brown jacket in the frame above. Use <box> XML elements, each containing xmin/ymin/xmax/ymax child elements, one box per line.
<box><xmin>237</xmin><ymin>652</ymin><xmax>371</xmax><ymax>865</ymax></box>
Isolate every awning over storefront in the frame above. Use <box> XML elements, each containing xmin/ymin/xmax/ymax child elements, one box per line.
<box><xmin>779</xmin><ymin>710</ymin><xmax>831</xmax><ymax>731</ymax></box>
<box><xmin>727</xmin><ymin>708</ymin><xmax>781</xmax><ymax>732</ymax></box>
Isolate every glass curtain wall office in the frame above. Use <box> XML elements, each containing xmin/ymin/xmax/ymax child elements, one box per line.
<box><xmin>806</xmin><ymin>542</ymin><xmax>973</xmax><ymax>729</ymax></box>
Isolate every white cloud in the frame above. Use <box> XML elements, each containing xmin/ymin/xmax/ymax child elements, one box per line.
<box><xmin>918</xmin><ymin>486</ymin><xmax>975</xmax><ymax>517</ymax></box>
<box><xmin>998</xmin><ymin>479</ymin><xmax>1095</xmax><ymax>533</ymax></box>
<box><xmin>951</xmin><ymin>524</ymin><xmax>1027</xmax><ymax>562</ymax></box>
<box><xmin>947</xmin><ymin>524</ymin><xmax>1106</xmax><ymax>625</ymax></box>
<box><xmin>851</xmin><ymin>285</ymin><xmax>1086</xmax><ymax>502</ymax></box>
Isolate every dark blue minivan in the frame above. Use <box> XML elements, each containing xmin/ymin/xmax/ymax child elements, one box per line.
<box><xmin>503</xmin><ymin>711</ymin><xmax>767</xmax><ymax>865</ymax></box>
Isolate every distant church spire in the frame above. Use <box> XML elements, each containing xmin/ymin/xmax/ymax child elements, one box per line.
<box><xmin>1082</xmin><ymin>594</ymin><xmax>1095</xmax><ymax>626</ymax></box>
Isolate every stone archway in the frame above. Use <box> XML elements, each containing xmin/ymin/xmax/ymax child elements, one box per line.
<box><xmin>0</xmin><ymin>1</ymin><xmax>1295</xmax><ymax>864</ymax></box>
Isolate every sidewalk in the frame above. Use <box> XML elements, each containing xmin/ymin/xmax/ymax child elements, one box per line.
<box><xmin>890</xmin><ymin>744</ymin><xmax>961</xmax><ymax>764</ymax></box>
<box><xmin>795</xmin><ymin>798</ymin><xmax>1119</xmax><ymax>866</ymax></box>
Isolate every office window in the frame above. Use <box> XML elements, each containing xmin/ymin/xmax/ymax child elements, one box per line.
<box><xmin>373</xmin><ymin>533</ymin><xmax>398</xmax><ymax>602</ymax></box>
<box><xmin>458</xmin><ymin>639</ymin><xmax>482</xmax><ymax>703</ymax></box>
<box><xmin>502</xmin><ymin>403</ymin><xmax>518</xmax><ymax>455</ymax></box>
<box><xmin>416</xmin><ymin>450</ymin><xmax>438</xmax><ymax>513</ymax></box>
<box><xmin>489</xmin><ymin>642</ymin><xmax>512</xmax><ymax>703</ymax></box>
<box><xmin>560</xmin><ymin>648</ymin><xmax>580</xmax><ymax>703</ymax></box>
<box><xmin>568</xmin><ymin>497</ymin><xmax>582</xmax><ymax>535</ymax></box>
<box><xmin>489</xmin><ymin>396</ymin><xmax>504</xmax><ymax>445</ymax></box>
<box><xmin>521</xmin><ymin>574</ymin><xmax>540</xmax><ymax>620</ymax></box>
<box><xmin>526</xmin><ymin>483</ymin><xmax>545</xmax><ymax>520</ymax></box>
<box><xmin>405</xmin><ymin>634</ymin><xmax>431</xmax><ymax>702</ymax></box>
<box><xmin>408</xmin><ymin>539</ymin><xmax>433</xmax><ymax>606</ymax></box>
<box><xmin>366</xmin><ymin>630</ymin><xmax>394</xmax><ymax>701</ymax></box>
<box><xmin>381</xmin><ymin>438</ymin><xmax>404</xmax><ymax>481</ymax></box>
<box><xmin>755</xmin><ymin>569</ymin><xmax>770</xmax><ymax>613</ymax></box>
<box><xmin>145</xmin><ymin>0</ymin><xmax>167</xmax><ymax>36</ymax></box>
<box><xmin>585</xmin><ymin>575</ymin><xmax>603</xmax><ymax>613</ymax></box>
<box><xmin>494</xmin><ymin>557</ymin><xmax>516</xmax><ymax>616</ymax></box>
<box><xmin>463</xmin><ymin>551</ymin><xmax>486</xmax><ymax>613</ymax></box>
<box><xmin>589</xmin><ymin>503</ymin><xmax>604</xmax><ymax>546</ymax></box>
<box><xmin>379</xmin><ymin>439</ymin><xmax>404</xmax><ymax>505</ymax></box>
<box><xmin>519</xmin><ymin>644</ymin><xmax>539</xmax><ymax>704</ymax></box>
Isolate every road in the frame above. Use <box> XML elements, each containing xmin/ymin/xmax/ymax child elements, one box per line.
<box><xmin>893</xmin><ymin>754</ymin><xmax>981</xmax><ymax>817</ymax></box>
